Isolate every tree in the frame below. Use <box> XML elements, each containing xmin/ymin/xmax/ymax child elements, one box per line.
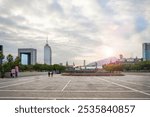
<box><xmin>0</xmin><ymin>52</ymin><xmax>5</xmax><ymax>77</ymax></box>
<box><xmin>14</xmin><ymin>56</ymin><xmax>21</xmax><ymax>66</ymax></box>
<box><xmin>7</xmin><ymin>54</ymin><xmax>13</xmax><ymax>63</ymax></box>
<box><xmin>0</xmin><ymin>52</ymin><xmax>4</xmax><ymax>64</ymax></box>
<box><xmin>103</xmin><ymin>64</ymin><xmax>123</xmax><ymax>72</ymax></box>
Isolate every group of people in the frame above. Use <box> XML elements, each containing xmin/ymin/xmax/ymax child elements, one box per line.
<box><xmin>48</xmin><ymin>71</ymin><xmax>53</xmax><ymax>77</ymax></box>
<box><xmin>10</xmin><ymin>66</ymin><xmax>19</xmax><ymax>78</ymax></box>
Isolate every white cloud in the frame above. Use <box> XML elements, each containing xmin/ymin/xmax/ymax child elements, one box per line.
<box><xmin>0</xmin><ymin>0</ymin><xmax>150</xmax><ymax>65</ymax></box>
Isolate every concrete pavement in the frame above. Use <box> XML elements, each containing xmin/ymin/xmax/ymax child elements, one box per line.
<box><xmin>0</xmin><ymin>73</ymin><xmax>150</xmax><ymax>99</ymax></box>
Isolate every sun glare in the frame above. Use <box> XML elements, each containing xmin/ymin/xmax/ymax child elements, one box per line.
<box><xmin>104</xmin><ymin>47</ymin><xmax>114</xmax><ymax>57</ymax></box>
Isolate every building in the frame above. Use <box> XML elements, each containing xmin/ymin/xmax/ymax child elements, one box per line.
<box><xmin>119</xmin><ymin>54</ymin><xmax>123</xmax><ymax>59</ymax></box>
<box><xmin>143</xmin><ymin>43</ymin><xmax>150</xmax><ymax>61</ymax></box>
<box><xmin>0</xmin><ymin>45</ymin><xmax>3</xmax><ymax>64</ymax></box>
<box><xmin>44</xmin><ymin>40</ymin><xmax>52</xmax><ymax>65</ymax></box>
<box><xmin>18</xmin><ymin>48</ymin><xmax>37</xmax><ymax>65</ymax></box>
<box><xmin>118</xmin><ymin>57</ymin><xmax>142</xmax><ymax>64</ymax></box>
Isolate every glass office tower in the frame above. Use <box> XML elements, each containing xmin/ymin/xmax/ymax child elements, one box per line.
<box><xmin>143</xmin><ymin>43</ymin><xmax>150</xmax><ymax>61</ymax></box>
<box><xmin>0</xmin><ymin>45</ymin><xmax>3</xmax><ymax>64</ymax></box>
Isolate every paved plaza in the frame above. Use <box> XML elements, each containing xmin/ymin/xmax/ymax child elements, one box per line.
<box><xmin>0</xmin><ymin>73</ymin><xmax>150</xmax><ymax>99</ymax></box>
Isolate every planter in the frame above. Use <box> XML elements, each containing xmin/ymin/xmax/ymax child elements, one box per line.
<box><xmin>62</xmin><ymin>72</ymin><xmax>124</xmax><ymax>76</ymax></box>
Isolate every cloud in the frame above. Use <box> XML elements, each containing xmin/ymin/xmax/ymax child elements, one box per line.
<box><xmin>0</xmin><ymin>0</ymin><xmax>150</xmax><ymax>65</ymax></box>
<box><xmin>0</xmin><ymin>16</ymin><xmax>17</xmax><ymax>26</ymax></box>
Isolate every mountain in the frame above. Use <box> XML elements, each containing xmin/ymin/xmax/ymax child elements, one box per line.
<box><xmin>87</xmin><ymin>57</ymin><xmax>118</xmax><ymax>67</ymax></box>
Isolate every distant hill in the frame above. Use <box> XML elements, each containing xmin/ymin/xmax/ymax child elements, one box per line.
<box><xmin>87</xmin><ymin>57</ymin><xmax>118</xmax><ymax>67</ymax></box>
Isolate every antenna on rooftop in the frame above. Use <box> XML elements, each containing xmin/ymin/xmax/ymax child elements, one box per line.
<box><xmin>46</xmin><ymin>35</ymin><xmax>48</xmax><ymax>44</ymax></box>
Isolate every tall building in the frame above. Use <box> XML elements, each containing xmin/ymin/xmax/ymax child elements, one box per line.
<box><xmin>143</xmin><ymin>43</ymin><xmax>150</xmax><ymax>61</ymax></box>
<box><xmin>119</xmin><ymin>54</ymin><xmax>123</xmax><ymax>59</ymax></box>
<box><xmin>18</xmin><ymin>48</ymin><xmax>37</xmax><ymax>65</ymax></box>
<box><xmin>44</xmin><ymin>40</ymin><xmax>52</xmax><ymax>65</ymax></box>
<box><xmin>0</xmin><ymin>45</ymin><xmax>3</xmax><ymax>64</ymax></box>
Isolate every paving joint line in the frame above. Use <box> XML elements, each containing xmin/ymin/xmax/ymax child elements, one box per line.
<box><xmin>98</xmin><ymin>77</ymin><xmax>150</xmax><ymax>97</ymax></box>
<box><xmin>0</xmin><ymin>97</ymin><xmax>149</xmax><ymax>100</ymax></box>
<box><xmin>0</xmin><ymin>90</ymin><xmax>139</xmax><ymax>92</ymax></box>
<box><xmin>61</xmin><ymin>80</ymin><xmax>71</xmax><ymax>92</ymax></box>
<box><xmin>0</xmin><ymin>78</ymin><xmax>36</xmax><ymax>85</ymax></box>
<box><xmin>0</xmin><ymin>79</ymin><xmax>36</xmax><ymax>89</ymax></box>
<box><xmin>114</xmin><ymin>79</ymin><xmax>150</xmax><ymax>88</ymax></box>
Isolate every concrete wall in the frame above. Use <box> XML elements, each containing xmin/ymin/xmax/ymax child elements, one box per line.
<box><xmin>4</xmin><ymin>72</ymin><xmax>47</xmax><ymax>78</ymax></box>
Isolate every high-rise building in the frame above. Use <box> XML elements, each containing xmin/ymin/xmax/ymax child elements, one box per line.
<box><xmin>119</xmin><ymin>54</ymin><xmax>123</xmax><ymax>59</ymax></box>
<box><xmin>18</xmin><ymin>48</ymin><xmax>37</xmax><ymax>65</ymax></box>
<box><xmin>44</xmin><ymin>40</ymin><xmax>52</xmax><ymax>65</ymax></box>
<box><xmin>0</xmin><ymin>45</ymin><xmax>3</xmax><ymax>64</ymax></box>
<box><xmin>142</xmin><ymin>43</ymin><xmax>150</xmax><ymax>61</ymax></box>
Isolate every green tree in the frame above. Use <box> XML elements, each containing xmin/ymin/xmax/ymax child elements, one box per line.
<box><xmin>33</xmin><ymin>64</ymin><xmax>43</xmax><ymax>71</ymax></box>
<box><xmin>14</xmin><ymin>56</ymin><xmax>21</xmax><ymax>66</ymax></box>
<box><xmin>0</xmin><ymin>52</ymin><xmax>4</xmax><ymax>60</ymax></box>
<box><xmin>7</xmin><ymin>54</ymin><xmax>13</xmax><ymax>63</ymax></box>
<box><xmin>0</xmin><ymin>52</ymin><xmax>5</xmax><ymax>77</ymax></box>
<box><xmin>103</xmin><ymin>64</ymin><xmax>123</xmax><ymax>72</ymax></box>
<box><xmin>0</xmin><ymin>52</ymin><xmax>4</xmax><ymax>64</ymax></box>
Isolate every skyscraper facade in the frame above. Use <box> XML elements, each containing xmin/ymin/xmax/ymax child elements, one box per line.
<box><xmin>0</xmin><ymin>45</ymin><xmax>3</xmax><ymax>64</ymax></box>
<box><xmin>44</xmin><ymin>41</ymin><xmax>52</xmax><ymax>65</ymax></box>
<box><xmin>142</xmin><ymin>43</ymin><xmax>150</xmax><ymax>61</ymax></box>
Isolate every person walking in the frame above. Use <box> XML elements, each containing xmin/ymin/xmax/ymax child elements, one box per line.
<box><xmin>10</xmin><ymin>70</ymin><xmax>12</xmax><ymax>78</ymax></box>
<box><xmin>11</xmin><ymin>69</ymin><xmax>15</xmax><ymax>78</ymax></box>
<box><xmin>48</xmin><ymin>71</ymin><xmax>50</xmax><ymax>77</ymax></box>
<box><xmin>51</xmin><ymin>71</ymin><xmax>53</xmax><ymax>77</ymax></box>
<box><xmin>15</xmin><ymin>66</ymin><xmax>19</xmax><ymax>77</ymax></box>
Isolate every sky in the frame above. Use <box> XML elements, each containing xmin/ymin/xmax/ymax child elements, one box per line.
<box><xmin>0</xmin><ymin>0</ymin><xmax>150</xmax><ymax>65</ymax></box>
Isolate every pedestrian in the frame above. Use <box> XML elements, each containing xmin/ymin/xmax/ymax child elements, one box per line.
<box><xmin>48</xmin><ymin>71</ymin><xmax>50</xmax><ymax>77</ymax></box>
<box><xmin>10</xmin><ymin>70</ymin><xmax>12</xmax><ymax>78</ymax></box>
<box><xmin>11</xmin><ymin>69</ymin><xmax>15</xmax><ymax>78</ymax></box>
<box><xmin>15</xmin><ymin>66</ymin><xmax>19</xmax><ymax>77</ymax></box>
<box><xmin>51</xmin><ymin>71</ymin><xmax>53</xmax><ymax>77</ymax></box>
